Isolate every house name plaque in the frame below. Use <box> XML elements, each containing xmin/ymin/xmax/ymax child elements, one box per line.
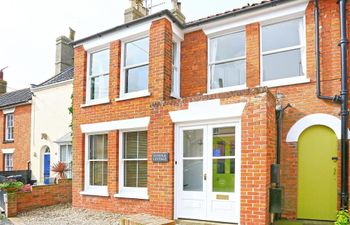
<box><xmin>152</xmin><ymin>153</ymin><xmax>169</xmax><ymax>163</ymax></box>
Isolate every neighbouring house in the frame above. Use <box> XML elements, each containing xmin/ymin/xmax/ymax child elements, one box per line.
<box><xmin>30</xmin><ymin>34</ymin><xmax>74</xmax><ymax>184</ymax></box>
<box><xmin>0</xmin><ymin>82</ymin><xmax>32</xmax><ymax>172</ymax></box>
<box><xmin>71</xmin><ymin>0</ymin><xmax>350</xmax><ymax>224</ymax></box>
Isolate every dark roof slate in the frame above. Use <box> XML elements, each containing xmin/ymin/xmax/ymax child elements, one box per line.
<box><xmin>0</xmin><ymin>88</ymin><xmax>32</xmax><ymax>108</ymax></box>
<box><xmin>33</xmin><ymin>67</ymin><xmax>73</xmax><ymax>88</ymax></box>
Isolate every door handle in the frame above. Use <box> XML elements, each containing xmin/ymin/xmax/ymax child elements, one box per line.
<box><xmin>204</xmin><ymin>173</ymin><xmax>207</xmax><ymax>181</ymax></box>
<box><xmin>332</xmin><ymin>157</ymin><xmax>338</xmax><ymax>162</ymax></box>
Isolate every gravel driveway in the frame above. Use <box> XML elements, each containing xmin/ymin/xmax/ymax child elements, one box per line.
<box><xmin>9</xmin><ymin>204</ymin><xmax>121</xmax><ymax>225</ymax></box>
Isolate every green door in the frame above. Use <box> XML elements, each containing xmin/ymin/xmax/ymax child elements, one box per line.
<box><xmin>297</xmin><ymin>125</ymin><xmax>337</xmax><ymax>221</ymax></box>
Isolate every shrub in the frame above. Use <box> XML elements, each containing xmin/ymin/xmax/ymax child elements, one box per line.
<box><xmin>335</xmin><ymin>210</ymin><xmax>350</xmax><ymax>225</ymax></box>
<box><xmin>0</xmin><ymin>181</ymin><xmax>24</xmax><ymax>193</ymax></box>
<box><xmin>51</xmin><ymin>162</ymin><xmax>69</xmax><ymax>179</ymax></box>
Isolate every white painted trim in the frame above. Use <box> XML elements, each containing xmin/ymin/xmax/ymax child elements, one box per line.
<box><xmin>80</xmin><ymin>98</ymin><xmax>110</xmax><ymax>108</ymax></box>
<box><xmin>261</xmin><ymin>77</ymin><xmax>310</xmax><ymax>88</ymax></box>
<box><xmin>114</xmin><ymin>193</ymin><xmax>149</xmax><ymax>200</ymax></box>
<box><xmin>206</xmin><ymin>85</ymin><xmax>248</xmax><ymax>95</ymax></box>
<box><xmin>191</xmin><ymin>0</ymin><xmax>308</xmax><ymax>34</ymax></box>
<box><xmin>3</xmin><ymin>108</ymin><xmax>15</xmax><ymax>114</ymax></box>
<box><xmin>81</xmin><ymin>117</ymin><xmax>150</xmax><ymax>134</ymax></box>
<box><xmin>80</xmin><ymin>190</ymin><xmax>109</xmax><ymax>197</ymax></box>
<box><xmin>169</xmin><ymin>99</ymin><xmax>246</xmax><ymax>123</ymax></box>
<box><xmin>170</xmin><ymin>39</ymin><xmax>181</xmax><ymax>98</ymax></box>
<box><xmin>286</xmin><ymin>113</ymin><xmax>350</xmax><ymax>142</ymax></box>
<box><xmin>1</xmin><ymin>148</ymin><xmax>14</xmax><ymax>154</ymax></box>
<box><xmin>82</xmin><ymin>21</ymin><xmax>152</xmax><ymax>50</ymax></box>
<box><xmin>31</xmin><ymin>79</ymin><xmax>73</xmax><ymax>92</ymax></box>
<box><xmin>115</xmin><ymin>91</ymin><xmax>151</xmax><ymax>102</ymax></box>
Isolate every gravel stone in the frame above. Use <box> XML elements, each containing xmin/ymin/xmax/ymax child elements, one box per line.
<box><xmin>15</xmin><ymin>203</ymin><xmax>121</xmax><ymax>225</ymax></box>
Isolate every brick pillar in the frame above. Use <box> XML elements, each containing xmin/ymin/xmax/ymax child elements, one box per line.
<box><xmin>107</xmin><ymin>131</ymin><xmax>118</xmax><ymax>194</ymax></box>
<box><xmin>246</xmin><ymin>23</ymin><xmax>261</xmax><ymax>88</ymax></box>
<box><xmin>5</xmin><ymin>193</ymin><xmax>17</xmax><ymax>217</ymax></box>
<box><xmin>110</xmin><ymin>41</ymin><xmax>121</xmax><ymax>99</ymax></box>
<box><xmin>149</xmin><ymin>18</ymin><xmax>173</xmax><ymax>101</ymax></box>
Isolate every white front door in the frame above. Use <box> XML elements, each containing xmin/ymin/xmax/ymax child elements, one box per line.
<box><xmin>176</xmin><ymin>122</ymin><xmax>241</xmax><ymax>223</ymax></box>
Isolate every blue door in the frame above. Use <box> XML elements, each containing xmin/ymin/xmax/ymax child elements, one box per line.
<box><xmin>44</xmin><ymin>154</ymin><xmax>50</xmax><ymax>184</ymax></box>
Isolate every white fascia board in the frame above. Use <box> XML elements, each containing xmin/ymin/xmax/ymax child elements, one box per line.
<box><xmin>3</xmin><ymin>108</ymin><xmax>15</xmax><ymax>114</ymax></box>
<box><xmin>82</xmin><ymin>21</ymin><xmax>152</xmax><ymax>51</ymax></box>
<box><xmin>81</xmin><ymin>117</ymin><xmax>150</xmax><ymax>134</ymax></box>
<box><xmin>189</xmin><ymin>0</ymin><xmax>308</xmax><ymax>36</ymax></box>
<box><xmin>2</xmin><ymin>148</ymin><xmax>14</xmax><ymax>154</ymax></box>
<box><xmin>31</xmin><ymin>79</ymin><xmax>73</xmax><ymax>92</ymax></box>
<box><xmin>169</xmin><ymin>99</ymin><xmax>246</xmax><ymax>123</ymax></box>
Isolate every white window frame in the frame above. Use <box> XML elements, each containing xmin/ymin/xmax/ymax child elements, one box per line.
<box><xmin>207</xmin><ymin>29</ymin><xmax>247</xmax><ymax>94</ymax></box>
<box><xmin>4</xmin><ymin>153</ymin><xmax>13</xmax><ymax>171</ymax></box>
<box><xmin>85</xmin><ymin>45</ymin><xmax>110</xmax><ymax>106</ymax></box>
<box><xmin>260</xmin><ymin>15</ymin><xmax>309</xmax><ymax>87</ymax></box>
<box><xmin>171</xmin><ymin>38</ymin><xmax>181</xmax><ymax>98</ymax></box>
<box><xmin>81</xmin><ymin>133</ymin><xmax>109</xmax><ymax>197</ymax></box>
<box><xmin>59</xmin><ymin>143</ymin><xmax>72</xmax><ymax>179</ymax></box>
<box><xmin>115</xmin><ymin>128</ymin><xmax>148</xmax><ymax>200</ymax></box>
<box><xmin>5</xmin><ymin>113</ymin><xmax>14</xmax><ymax>142</ymax></box>
<box><xmin>119</xmin><ymin>35</ymin><xmax>150</xmax><ymax>101</ymax></box>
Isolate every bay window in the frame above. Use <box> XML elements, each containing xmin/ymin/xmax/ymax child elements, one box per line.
<box><xmin>121</xmin><ymin>37</ymin><xmax>149</xmax><ymax>98</ymax></box>
<box><xmin>209</xmin><ymin>31</ymin><xmax>246</xmax><ymax>93</ymax></box>
<box><xmin>87</xmin><ymin>48</ymin><xmax>110</xmax><ymax>103</ymax></box>
<box><xmin>261</xmin><ymin>17</ymin><xmax>306</xmax><ymax>85</ymax></box>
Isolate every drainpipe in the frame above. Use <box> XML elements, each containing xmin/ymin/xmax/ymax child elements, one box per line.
<box><xmin>338</xmin><ymin>0</ymin><xmax>349</xmax><ymax>210</ymax></box>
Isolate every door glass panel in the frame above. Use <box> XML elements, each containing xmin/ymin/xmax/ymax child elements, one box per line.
<box><xmin>183</xmin><ymin>129</ymin><xmax>203</xmax><ymax>157</ymax></box>
<box><xmin>183</xmin><ymin>159</ymin><xmax>203</xmax><ymax>191</ymax></box>
<box><xmin>212</xmin><ymin>126</ymin><xmax>235</xmax><ymax>193</ymax></box>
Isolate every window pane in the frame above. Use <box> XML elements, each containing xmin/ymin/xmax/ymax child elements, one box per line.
<box><xmin>90</xmin><ymin>74</ymin><xmax>109</xmax><ymax>100</ymax></box>
<box><xmin>89</xmin><ymin>135</ymin><xmax>107</xmax><ymax>160</ymax></box>
<box><xmin>124</xmin><ymin>161</ymin><xmax>137</xmax><ymax>187</ymax></box>
<box><xmin>124</xmin><ymin>132</ymin><xmax>138</xmax><ymax>159</ymax></box>
<box><xmin>210</xmin><ymin>32</ymin><xmax>245</xmax><ymax>62</ymax></box>
<box><xmin>172</xmin><ymin>42</ymin><xmax>177</xmax><ymax>65</ymax></box>
<box><xmin>91</xmin><ymin>49</ymin><xmax>110</xmax><ymax>76</ymax></box>
<box><xmin>60</xmin><ymin>145</ymin><xmax>67</xmax><ymax>162</ymax></box>
<box><xmin>89</xmin><ymin>161</ymin><xmax>107</xmax><ymax>186</ymax></box>
<box><xmin>125</xmin><ymin>37</ymin><xmax>149</xmax><ymax>66</ymax></box>
<box><xmin>213</xmin><ymin>127</ymin><xmax>235</xmax><ymax>157</ymax></box>
<box><xmin>212</xmin><ymin>159</ymin><xmax>235</xmax><ymax>193</ymax></box>
<box><xmin>138</xmin><ymin>131</ymin><xmax>147</xmax><ymax>159</ymax></box>
<box><xmin>263</xmin><ymin>49</ymin><xmax>304</xmax><ymax>81</ymax></box>
<box><xmin>183</xmin><ymin>129</ymin><xmax>203</xmax><ymax>158</ymax></box>
<box><xmin>210</xmin><ymin>60</ymin><xmax>246</xmax><ymax>89</ymax></box>
<box><xmin>262</xmin><ymin>18</ymin><xmax>303</xmax><ymax>52</ymax></box>
<box><xmin>138</xmin><ymin>161</ymin><xmax>147</xmax><ymax>188</ymax></box>
<box><xmin>183</xmin><ymin>159</ymin><xmax>203</xmax><ymax>191</ymax></box>
<box><xmin>125</xmin><ymin>65</ymin><xmax>148</xmax><ymax>93</ymax></box>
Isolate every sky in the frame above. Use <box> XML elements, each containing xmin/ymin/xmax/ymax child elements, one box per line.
<box><xmin>0</xmin><ymin>0</ymin><xmax>261</xmax><ymax>91</ymax></box>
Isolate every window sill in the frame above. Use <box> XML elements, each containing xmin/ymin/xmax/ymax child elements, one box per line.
<box><xmin>3</xmin><ymin>140</ymin><xmax>14</xmax><ymax>144</ymax></box>
<box><xmin>114</xmin><ymin>193</ymin><xmax>149</xmax><ymax>200</ymax></box>
<box><xmin>115</xmin><ymin>91</ymin><xmax>151</xmax><ymax>102</ymax></box>
<box><xmin>80</xmin><ymin>190</ymin><xmax>109</xmax><ymax>197</ymax></box>
<box><xmin>80</xmin><ymin>99</ymin><xmax>110</xmax><ymax>108</ymax></box>
<box><xmin>205</xmin><ymin>85</ymin><xmax>247</xmax><ymax>95</ymax></box>
<box><xmin>261</xmin><ymin>77</ymin><xmax>310</xmax><ymax>88</ymax></box>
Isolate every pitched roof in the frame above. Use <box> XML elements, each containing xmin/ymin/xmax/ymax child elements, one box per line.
<box><xmin>73</xmin><ymin>0</ymin><xmax>288</xmax><ymax>45</ymax></box>
<box><xmin>0</xmin><ymin>88</ymin><xmax>32</xmax><ymax>108</ymax></box>
<box><xmin>55</xmin><ymin>132</ymin><xmax>72</xmax><ymax>143</ymax></box>
<box><xmin>33</xmin><ymin>67</ymin><xmax>73</xmax><ymax>88</ymax></box>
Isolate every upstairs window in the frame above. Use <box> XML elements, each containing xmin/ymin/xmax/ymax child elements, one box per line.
<box><xmin>121</xmin><ymin>37</ymin><xmax>149</xmax><ymax>98</ymax></box>
<box><xmin>171</xmin><ymin>41</ymin><xmax>181</xmax><ymax>98</ymax></box>
<box><xmin>87</xmin><ymin>48</ymin><xmax>110</xmax><ymax>102</ymax></box>
<box><xmin>5</xmin><ymin>113</ymin><xmax>14</xmax><ymax>141</ymax></box>
<box><xmin>261</xmin><ymin>17</ymin><xmax>306</xmax><ymax>84</ymax></box>
<box><xmin>209</xmin><ymin>31</ymin><xmax>246</xmax><ymax>93</ymax></box>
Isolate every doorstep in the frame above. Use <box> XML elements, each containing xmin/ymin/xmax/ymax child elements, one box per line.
<box><xmin>274</xmin><ymin>220</ymin><xmax>334</xmax><ymax>225</ymax></box>
<box><xmin>176</xmin><ymin>219</ymin><xmax>237</xmax><ymax>225</ymax></box>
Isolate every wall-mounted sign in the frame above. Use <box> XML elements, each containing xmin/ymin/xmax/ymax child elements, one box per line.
<box><xmin>152</xmin><ymin>153</ymin><xmax>169</xmax><ymax>163</ymax></box>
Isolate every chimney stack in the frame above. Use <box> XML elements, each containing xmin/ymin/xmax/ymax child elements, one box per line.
<box><xmin>0</xmin><ymin>67</ymin><xmax>8</xmax><ymax>95</ymax></box>
<box><xmin>55</xmin><ymin>28</ymin><xmax>75</xmax><ymax>75</ymax></box>
<box><xmin>124</xmin><ymin>0</ymin><xmax>148</xmax><ymax>23</ymax></box>
<box><xmin>171</xmin><ymin>0</ymin><xmax>185</xmax><ymax>24</ymax></box>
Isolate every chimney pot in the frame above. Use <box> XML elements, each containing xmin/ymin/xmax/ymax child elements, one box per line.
<box><xmin>55</xmin><ymin>29</ymin><xmax>74</xmax><ymax>75</ymax></box>
<box><xmin>171</xmin><ymin>0</ymin><xmax>185</xmax><ymax>24</ymax></box>
<box><xmin>125</xmin><ymin>0</ymin><xmax>148</xmax><ymax>23</ymax></box>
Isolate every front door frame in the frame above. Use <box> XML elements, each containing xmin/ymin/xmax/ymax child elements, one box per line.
<box><xmin>174</xmin><ymin>118</ymin><xmax>241</xmax><ymax>223</ymax></box>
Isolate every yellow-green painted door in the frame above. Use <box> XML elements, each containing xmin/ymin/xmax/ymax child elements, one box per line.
<box><xmin>297</xmin><ymin>125</ymin><xmax>337</xmax><ymax>221</ymax></box>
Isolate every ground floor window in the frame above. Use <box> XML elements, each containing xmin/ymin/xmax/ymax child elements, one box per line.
<box><xmin>118</xmin><ymin>130</ymin><xmax>148</xmax><ymax>198</ymax></box>
<box><xmin>85</xmin><ymin>134</ymin><xmax>108</xmax><ymax>193</ymax></box>
<box><xmin>60</xmin><ymin>144</ymin><xmax>72</xmax><ymax>178</ymax></box>
<box><xmin>4</xmin><ymin>153</ymin><xmax>13</xmax><ymax>171</ymax></box>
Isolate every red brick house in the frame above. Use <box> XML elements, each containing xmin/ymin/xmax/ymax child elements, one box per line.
<box><xmin>72</xmin><ymin>0</ymin><xmax>350</xmax><ymax>224</ymax></box>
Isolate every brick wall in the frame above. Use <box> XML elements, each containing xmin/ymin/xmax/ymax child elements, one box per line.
<box><xmin>0</xmin><ymin>104</ymin><xmax>31</xmax><ymax>171</ymax></box>
<box><xmin>5</xmin><ymin>179</ymin><xmax>72</xmax><ymax>217</ymax></box>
